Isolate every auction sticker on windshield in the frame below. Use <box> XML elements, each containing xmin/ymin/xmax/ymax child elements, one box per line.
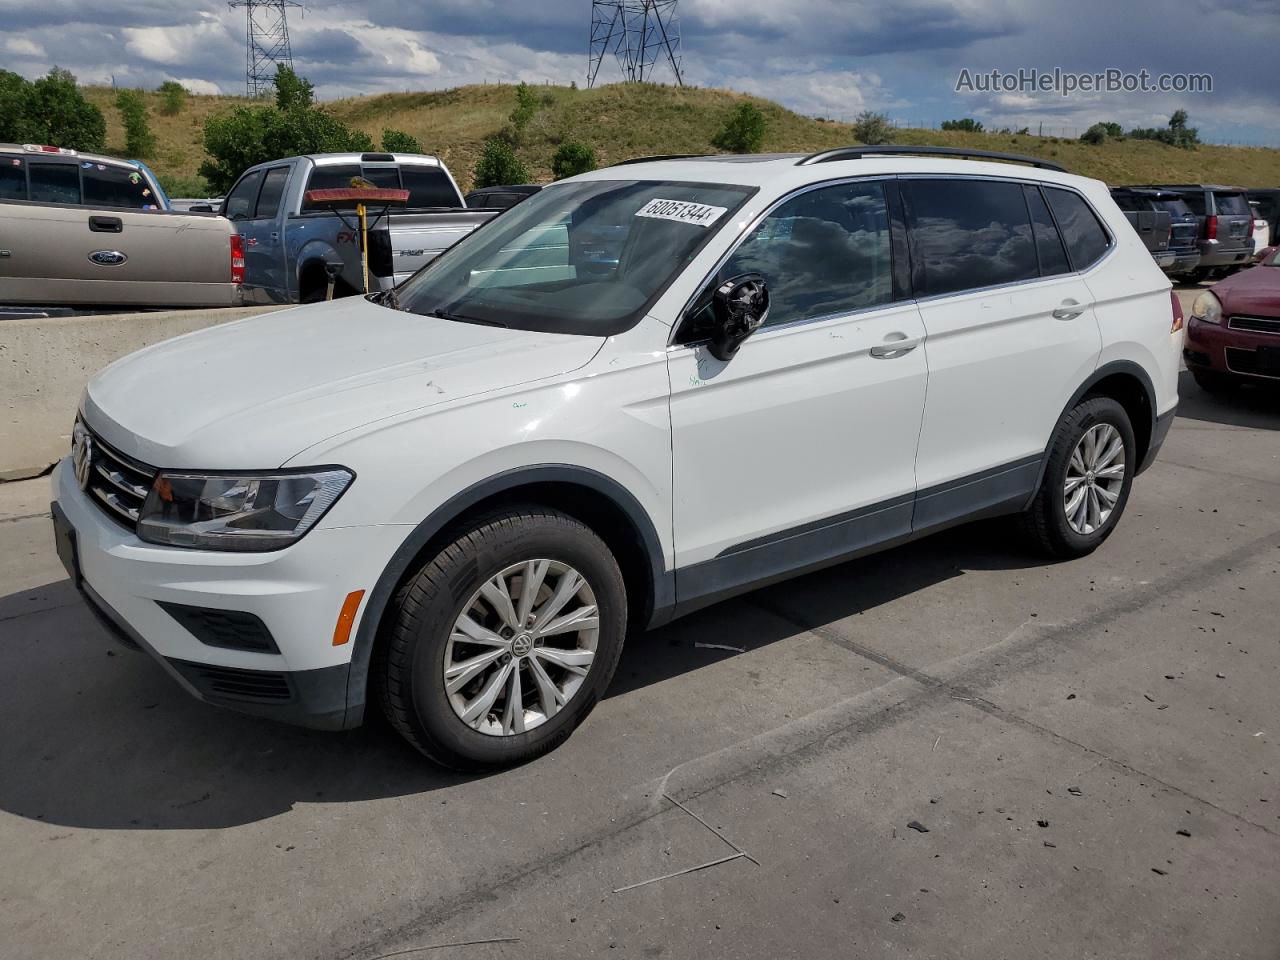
<box><xmin>635</xmin><ymin>198</ymin><xmax>728</xmax><ymax>227</ymax></box>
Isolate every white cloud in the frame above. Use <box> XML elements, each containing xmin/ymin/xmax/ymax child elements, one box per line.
<box><xmin>4</xmin><ymin>36</ymin><xmax>45</xmax><ymax>57</ymax></box>
<box><xmin>174</xmin><ymin>76</ymin><xmax>221</xmax><ymax>96</ymax></box>
<box><xmin>122</xmin><ymin>15</ymin><xmax>229</xmax><ymax>65</ymax></box>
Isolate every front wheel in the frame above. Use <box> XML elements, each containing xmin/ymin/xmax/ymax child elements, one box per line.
<box><xmin>375</xmin><ymin>508</ymin><xmax>627</xmax><ymax>770</ymax></box>
<box><xmin>1020</xmin><ymin>396</ymin><xmax>1135</xmax><ymax>559</ymax></box>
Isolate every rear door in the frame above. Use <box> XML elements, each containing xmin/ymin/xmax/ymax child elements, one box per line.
<box><xmin>230</xmin><ymin>165</ymin><xmax>291</xmax><ymax>304</ymax></box>
<box><xmin>905</xmin><ymin>178</ymin><xmax>1103</xmax><ymax>529</ymax></box>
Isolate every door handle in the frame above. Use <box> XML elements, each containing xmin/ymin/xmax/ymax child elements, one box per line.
<box><xmin>869</xmin><ymin>332</ymin><xmax>920</xmax><ymax>358</ymax></box>
<box><xmin>1051</xmin><ymin>299</ymin><xmax>1090</xmax><ymax>321</ymax></box>
<box><xmin>270</xmin><ymin>232</ymin><xmax>280</xmax><ymax>241</ymax></box>
<box><xmin>88</xmin><ymin>216</ymin><xmax>123</xmax><ymax>233</ymax></box>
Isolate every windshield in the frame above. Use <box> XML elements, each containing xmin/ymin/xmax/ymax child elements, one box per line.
<box><xmin>394</xmin><ymin>178</ymin><xmax>756</xmax><ymax>335</ymax></box>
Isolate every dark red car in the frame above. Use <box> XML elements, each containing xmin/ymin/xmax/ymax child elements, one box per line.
<box><xmin>1184</xmin><ymin>245</ymin><xmax>1280</xmax><ymax>392</ymax></box>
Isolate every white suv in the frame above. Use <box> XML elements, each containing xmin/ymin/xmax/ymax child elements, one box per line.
<box><xmin>51</xmin><ymin>147</ymin><xmax>1182</xmax><ymax>769</ymax></box>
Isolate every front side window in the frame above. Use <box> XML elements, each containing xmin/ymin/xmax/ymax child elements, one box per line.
<box><xmin>224</xmin><ymin>169</ymin><xmax>264</xmax><ymax>221</ymax></box>
<box><xmin>0</xmin><ymin>158</ymin><xmax>25</xmax><ymax>200</ymax></box>
<box><xmin>28</xmin><ymin>162</ymin><xmax>81</xmax><ymax>204</ymax></box>
<box><xmin>1045</xmin><ymin>187</ymin><xmax>1110</xmax><ymax>270</ymax></box>
<box><xmin>82</xmin><ymin>163</ymin><xmax>155</xmax><ymax>209</ymax></box>
<box><xmin>903</xmin><ymin>178</ymin><xmax>1037</xmax><ymax>296</ymax></box>
<box><xmin>690</xmin><ymin>180</ymin><xmax>894</xmax><ymax>333</ymax></box>
<box><xmin>395</xmin><ymin>179</ymin><xmax>755</xmax><ymax>336</ymax></box>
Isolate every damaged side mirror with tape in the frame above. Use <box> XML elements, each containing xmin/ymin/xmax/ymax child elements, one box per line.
<box><xmin>708</xmin><ymin>273</ymin><xmax>770</xmax><ymax>362</ymax></box>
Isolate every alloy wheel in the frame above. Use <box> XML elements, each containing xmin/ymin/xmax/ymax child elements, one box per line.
<box><xmin>1063</xmin><ymin>422</ymin><xmax>1125</xmax><ymax>535</ymax></box>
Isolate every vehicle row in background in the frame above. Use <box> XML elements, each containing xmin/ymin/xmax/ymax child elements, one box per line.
<box><xmin>1121</xmin><ymin>183</ymin><xmax>1256</xmax><ymax>282</ymax></box>
<box><xmin>1110</xmin><ymin>187</ymin><xmax>1199</xmax><ymax>277</ymax></box>
<box><xmin>463</xmin><ymin>183</ymin><xmax>542</xmax><ymax>211</ymax></box>
<box><xmin>0</xmin><ymin>143</ymin><xmax>243</xmax><ymax>312</ymax></box>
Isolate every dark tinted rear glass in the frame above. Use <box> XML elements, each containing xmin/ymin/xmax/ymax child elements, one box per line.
<box><xmin>1045</xmin><ymin>188</ymin><xmax>1110</xmax><ymax>270</ymax></box>
<box><xmin>28</xmin><ymin>162</ymin><xmax>81</xmax><ymax>204</ymax></box>
<box><xmin>82</xmin><ymin>163</ymin><xmax>154</xmax><ymax>209</ymax></box>
<box><xmin>1151</xmin><ymin>198</ymin><xmax>1192</xmax><ymax>217</ymax></box>
<box><xmin>255</xmin><ymin>166</ymin><xmax>290</xmax><ymax>219</ymax></box>
<box><xmin>0</xmin><ymin>158</ymin><xmax>25</xmax><ymax>200</ymax></box>
<box><xmin>1025</xmin><ymin>185</ymin><xmax>1070</xmax><ymax>277</ymax></box>
<box><xmin>402</xmin><ymin>165</ymin><xmax>460</xmax><ymax>207</ymax></box>
<box><xmin>1111</xmin><ymin>192</ymin><xmax>1142</xmax><ymax>212</ymax></box>
<box><xmin>1214</xmin><ymin>193</ymin><xmax>1250</xmax><ymax>216</ymax></box>
<box><xmin>361</xmin><ymin>166</ymin><xmax>401</xmax><ymax>189</ymax></box>
<box><xmin>903</xmin><ymin>178</ymin><xmax>1037</xmax><ymax>296</ymax></box>
<box><xmin>1181</xmin><ymin>192</ymin><xmax>1207</xmax><ymax>216</ymax></box>
<box><xmin>303</xmin><ymin>163</ymin><xmax>360</xmax><ymax>210</ymax></box>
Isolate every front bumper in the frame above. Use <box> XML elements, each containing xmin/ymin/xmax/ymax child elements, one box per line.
<box><xmin>1184</xmin><ymin>314</ymin><xmax>1280</xmax><ymax>380</ymax></box>
<box><xmin>50</xmin><ymin>458</ymin><xmax>402</xmax><ymax>730</ymax></box>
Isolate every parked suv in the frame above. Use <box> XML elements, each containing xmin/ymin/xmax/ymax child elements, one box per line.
<box><xmin>51</xmin><ymin>147</ymin><xmax>1181</xmax><ymax>769</ymax></box>
<box><xmin>1130</xmin><ymin>184</ymin><xmax>1255</xmax><ymax>280</ymax></box>
<box><xmin>1110</xmin><ymin>187</ymin><xmax>1200</xmax><ymax>277</ymax></box>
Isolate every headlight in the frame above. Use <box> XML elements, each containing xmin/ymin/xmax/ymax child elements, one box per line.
<box><xmin>137</xmin><ymin>468</ymin><xmax>353</xmax><ymax>551</ymax></box>
<box><xmin>1190</xmin><ymin>291</ymin><xmax>1222</xmax><ymax>324</ymax></box>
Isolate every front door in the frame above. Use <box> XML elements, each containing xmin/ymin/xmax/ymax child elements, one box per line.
<box><xmin>667</xmin><ymin>179</ymin><xmax>928</xmax><ymax>608</ymax></box>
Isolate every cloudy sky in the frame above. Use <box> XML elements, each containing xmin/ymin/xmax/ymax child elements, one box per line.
<box><xmin>2</xmin><ymin>0</ymin><xmax>1277</xmax><ymax>145</ymax></box>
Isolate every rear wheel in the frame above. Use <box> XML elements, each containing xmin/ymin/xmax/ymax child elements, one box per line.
<box><xmin>1192</xmin><ymin>369</ymin><xmax>1241</xmax><ymax>395</ymax></box>
<box><xmin>1020</xmin><ymin>397</ymin><xmax>1135</xmax><ymax>559</ymax></box>
<box><xmin>375</xmin><ymin>508</ymin><xmax>627</xmax><ymax>770</ymax></box>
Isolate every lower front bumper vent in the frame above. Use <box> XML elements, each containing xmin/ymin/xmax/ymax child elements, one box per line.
<box><xmin>169</xmin><ymin>660</ymin><xmax>295</xmax><ymax>704</ymax></box>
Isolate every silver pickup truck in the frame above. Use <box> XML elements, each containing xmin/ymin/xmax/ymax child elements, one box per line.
<box><xmin>215</xmin><ymin>152</ymin><xmax>498</xmax><ymax>303</ymax></box>
<box><xmin>0</xmin><ymin>143</ymin><xmax>242</xmax><ymax>314</ymax></box>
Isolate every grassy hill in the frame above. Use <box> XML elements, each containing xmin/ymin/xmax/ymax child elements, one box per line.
<box><xmin>83</xmin><ymin>82</ymin><xmax>1280</xmax><ymax>195</ymax></box>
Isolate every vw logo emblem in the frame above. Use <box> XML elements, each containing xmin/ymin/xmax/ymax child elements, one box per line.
<box><xmin>88</xmin><ymin>250</ymin><xmax>127</xmax><ymax>266</ymax></box>
<box><xmin>72</xmin><ymin>426</ymin><xmax>93</xmax><ymax>491</ymax></box>
<box><xmin>511</xmin><ymin>633</ymin><xmax>534</xmax><ymax>657</ymax></box>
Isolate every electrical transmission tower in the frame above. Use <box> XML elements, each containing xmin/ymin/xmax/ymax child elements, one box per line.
<box><xmin>588</xmin><ymin>0</ymin><xmax>683</xmax><ymax>88</ymax></box>
<box><xmin>228</xmin><ymin>0</ymin><xmax>303</xmax><ymax>97</ymax></box>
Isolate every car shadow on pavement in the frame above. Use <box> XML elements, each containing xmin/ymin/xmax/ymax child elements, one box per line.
<box><xmin>0</xmin><ymin>521</ymin><xmax>1049</xmax><ymax>832</ymax></box>
<box><xmin>1175</xmin><ymin>370</ymin><xmax>1280</xmax><ymax>431</ymax></box>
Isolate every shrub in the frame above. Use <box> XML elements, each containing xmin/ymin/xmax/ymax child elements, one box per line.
<box><xmin>1080</xmin><ymin>123</ymin><xmax>1108</xmax><ymax>145</ymax></box>
<box><xmin>158</xmin><ymin>173</ymin><xmax>212</xmax><ymax>198</ymax></box>
<box><xmin>115</xmin><ymin>88</ymin><xmax>156</xmax><ymax>159</ymax></box>
<box><xmin>1128</xmin><ymin>111</ymin><xmax>1200</xmax><ymax>150</ymax></box>
<box><xmin>273</xmin><ymin>65</ymin><xmax>314</xmax><ymax>110</ymax></box>
<box><xmin>711</xmin><ymin>102</ymin><xmax>766</xmax><ymax>153</ymax></box>
<box><xmin>381</xmin><ymin>128</ymin><xmax>423</xmax><ymax>153</ymax></box>
<box><xmin>157</xmin><ymin>80</ymin><xmax>186</xmax><ymax>116</ymax></box>
<box><xmin>0</xmin><ymin>70</ymin><xmax>35</xmax><ymax>142</ymax></box>
<box><xmin>941</xmin><ymin>117</ymin><xmax>984</xmax><ymax>133</ymax></box>
<box><xmin>22</xmin><ymin>68</ymin><xmax>105</xmax><ymax>152</ymax></box>
<box><xmin>551</xmin><ymin>141</ymin><xmax>597</xmax><ymax>179</ymax></box>
<box><xmin>852</xmin><ymin>110</ymin><xmax>892</xmax><ymax>146</ymax></box>
<box><xmin>472</xmin><ymin>136</ymin><xmax>530</xmax><ymax>189</ymax></box>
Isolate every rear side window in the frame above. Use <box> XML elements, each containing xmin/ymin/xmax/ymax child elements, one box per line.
<box><xmin>1024</xmin><ymin>185</ymin><xmax>1070</xmax><ymax>277</ymax></box>
<box><xmin>254</xmin><ymin>166</ymin><xmax>290</xmax><ymax>219</ymax></box>
<box><xmin>1213</xmin><ymin>193</ymin><xmax>1250</xmax><ymax>216</ymax></box>
<box><xmin>902</xmin><ymin>179</ymin><xmax>1037</xmax><ymax>296</ymax></box>
<box><xmin>28</xmin><ymin>162</ymin><xmax>81</xmax><ymax>204</ymax></box>
<box><xmin>0</xmin><ymin>158</ymin><xmax>25</xmax><ymax>200</ymax></box>
<box><xmin>708</xmin><ymin>180</ymin><xmax>894</xmax><ymax>328</ymax></box>
<box><xmin>402</xmin><ymin>165</ymin><xmax>461</xmax><ymax>208</ymax></box>
<box><xmin>82</xmin><ymin>163</ymin><xmax>155</xmax><ymax>209</ymax></box>
<box><xmin>224</xmin><ymin>169</ymin><xmax>264</xmax><ymax>221</ymax></box>
<box><xmin>1045</xmin><ymin>188</ymin><xmax>1110</xmax><ymax>270</ymax></box>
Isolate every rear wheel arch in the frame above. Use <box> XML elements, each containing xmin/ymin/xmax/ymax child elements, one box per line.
<box><xmin>1061</xmin><ymin>360</ymin><xmax>1156</xmax><ymax>466</ymax></box>
<box><xmin>343</xmin><ymin>466</ymin><xmax>672</xmax><ymax>727</ymax></box>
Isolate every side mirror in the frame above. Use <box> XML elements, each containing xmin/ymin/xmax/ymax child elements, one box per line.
<box><xmin>707</xmin><ymin>274</ymin><xmax>770</xmax><ymax>362</ymax></box>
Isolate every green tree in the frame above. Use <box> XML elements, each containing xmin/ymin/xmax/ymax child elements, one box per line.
<box><xmin>1169</xmin><ymin>109</ymin><xmax>1188</xmax><ymax>131</ymax></box>
<box><xmin>381</xmin><ymin>128</ymin><xmax>423</xmax><ymax>153</ymax></box>
<box><xmin>273</xmin><ymin>64</ymin><xmax>314</xmax><ymax>110</ymax></box>
<box><xmin>0</xmin><ymin>71</ymin><xmax>35</xmax><ymax>143</ymax></box>
<box><xmin>25</xmin><ymin>68</ymin><xmax>105</xmax><ymax>152</ymax></box>
<box><xmin>941</xmin><ymin>117</ymin><xmax>984</xmax><ymax>133</ymax></box>
<box><xmin>472</xmin><ymin>136</ymin><xmax>530</xmax><ymax>189</ymax></box>
<box><xmin>852</xmin><ymin>110</ymin><xmax>892</xmax><ymax>146</ymax></box>
<box><xmin>157</xmin><ymin>80</ymin><xmax>187</xmax><ymax>116</ymax></box>
<box><xmin>711</xmin><ymin>102</ymin><xmax>767</xmax><ymax>153</ymax></box>
<box><xmin>551</xmin><ymin>141</ymin><xmax>596</xmax><ymax>179</ymax></box>
<box><xmin>1080</xmin><ymin>123</ymin><xmax>1108</xmax><ymax>145</ymax></box>
<box><xmin>115</xmin><ymin>88</ymin><xmax>156</xmax><ymax>158</ymax></box>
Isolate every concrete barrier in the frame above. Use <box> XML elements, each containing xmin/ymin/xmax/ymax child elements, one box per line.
<box><xmin>1</xmin><ymin>305</ymin><xmax>288</xmax><ymax>481</ymax></box>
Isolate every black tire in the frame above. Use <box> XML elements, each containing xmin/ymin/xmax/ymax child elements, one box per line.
<box><xmin>1189</xmin><ymin>267</ymin><xmax>1213</xmax><ymax>284</ymax></box>
<box><xmin>1192</xmin><ymin>369</ymin><xmax>1241</xmax><ymax>395</ymax></box>
<box><xmin>1020</xmin><ymin>396</ymin><xmax>1136</xmax><ymax>559</ymax></box>
<box><xmin>374</xmin><ymin>507</ymin><xmax>627</xmax><ymax>770</ymax></box>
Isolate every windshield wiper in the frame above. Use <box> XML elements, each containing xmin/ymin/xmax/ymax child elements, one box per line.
<box><xmin>423</xmin><ymin>309</ymin><xmax>508</xmax><ymax>328</ymax></box>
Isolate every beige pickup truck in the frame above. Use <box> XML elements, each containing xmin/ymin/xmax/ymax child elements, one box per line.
<box><xmin>0</xmin><ymin>144</ymin><xmax>242</xmax><ymax>313</ymax></box>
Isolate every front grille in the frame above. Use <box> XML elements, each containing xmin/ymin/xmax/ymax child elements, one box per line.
<box><xmin>158</xmin><ymin>602</ymin><xmax>280</xmax><ymax>654</ymax></box>
<box><xmin>81</xmin><ymin>423</ymin><xmax>156</xmax><ymax>528</ymax></box>
<box><xmin>1225</xmin><ymin>347</ymin><xmax>1280</xmax><ymax>380</ymax></box>
<box><xmin>1228</xmin><ymin>315</ymin><xmax>1280</xmax><ymax>335</ymax></box>
<box><xmin>171</xmin><ymin>660</ymin><xmax>295</xmax><ymax>703</ymax></box>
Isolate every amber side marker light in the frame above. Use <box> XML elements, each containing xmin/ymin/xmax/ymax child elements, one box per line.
<box><xmin>332</xmin><ymin>590</ymin><xmax>366</xmax><ymax>646</ymax></box>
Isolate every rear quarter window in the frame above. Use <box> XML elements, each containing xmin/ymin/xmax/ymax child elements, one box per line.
<box><xmin>1044</xmin><ymin>188</ymin><xmax>1111</xmax><ymax>270</ymax></box>
<box><xmin>0</xmin><ymin>158</ymin><xmax>25</xmax><ymax>200</ymax></box>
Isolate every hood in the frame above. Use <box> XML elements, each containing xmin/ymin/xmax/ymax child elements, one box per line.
<box><xmin>83</xmin><ymin>297</ymin><xmax>604</xmax><ymax>468</ymax></box>
<box><xmin>1212</xmin><ymin>264</ymin><xmax>1280</xmax><ymax>316</ymax></box>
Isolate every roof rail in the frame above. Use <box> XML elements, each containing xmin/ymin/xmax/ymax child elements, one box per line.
<box><xmin>796</xmin><ymin>145</ymin><xmax>1067</xmax><ymax>172</ymax></box>
<box><xmin>609</xmin><ymin>154</ymin><xmax>710</xmax><ymax>167</ymax></box>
